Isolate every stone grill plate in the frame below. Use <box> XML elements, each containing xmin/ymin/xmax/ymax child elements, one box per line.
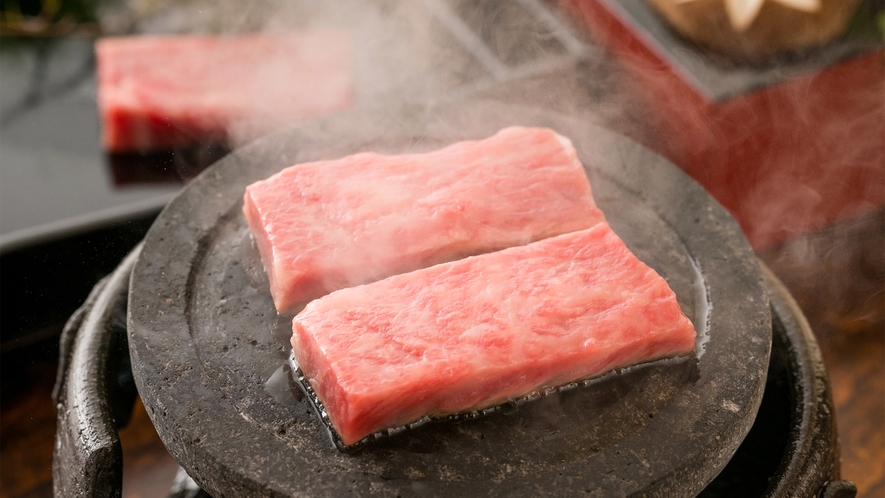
<box><xmin>128</xmin><ymin>101</ymin><xmax>771</xmax><ymax>497</ymax></box>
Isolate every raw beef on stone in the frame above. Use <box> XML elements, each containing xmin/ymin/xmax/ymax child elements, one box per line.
<box><xmin>243</xmin><ymin>126</ymin><xmax>605</xmax><ymax>313</ymax></box>
<box><xmin>292</xmin><ymin>222</ymin><xmax>697</xmax><ymax>446</ymax></box>
<box><xmin>96</xmin><ymin>32</ymin><xmax>352</xmax><ymax>152</ymax></box>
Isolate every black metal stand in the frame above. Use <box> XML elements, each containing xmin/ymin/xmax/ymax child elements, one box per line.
<box><xmin>51</xmin><ymin>250</ymin><xmax>856</xmax><ymax>497</ymax></box>
<box><xmin>52</xmin><ymin>244</ymin><xmax>141</xmax><ymax>497</ymax></box>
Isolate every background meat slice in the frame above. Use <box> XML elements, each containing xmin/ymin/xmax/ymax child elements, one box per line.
<box><xmin>96</xmin><ymin>32</ymin><xmax>352</xmax><ymax>153</ymax></box>
<box><xmin>292</xmin><ymin>222</ymin><xmax>697</xmax><ymax>446</ymax></box>
<box><xmin>244</xmin><ymin>126</ymin><xmax>605</xmax><ymax>313</ymax></box>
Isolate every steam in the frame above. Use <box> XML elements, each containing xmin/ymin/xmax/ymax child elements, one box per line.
<box><xmin>759</xmin><ymin>208</ymin><xmax>884</xmax><ymax>338</ymax></box>
<box><xmin>94</xmin><ymin>0</ymin><xmax>650</xmax><ymax>149</ymax></box>
<box><xmin>727</xmin><ymin>58</ymin><xmax>885</xmax><ymax>250</ymax></box>
<box><xmin>94</xmin><ymin>0</ymin><xmax>881</xmax><ymax>320</ymax></box>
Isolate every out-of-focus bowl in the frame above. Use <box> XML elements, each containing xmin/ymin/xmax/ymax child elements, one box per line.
<box><xmin>644</xmin><ymin>0</ymin><xmax>862</xmax><ymax>61</ymax></box>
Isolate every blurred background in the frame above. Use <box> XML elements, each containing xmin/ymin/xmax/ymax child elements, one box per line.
<box><xmin>1</xmin><ymin>0</ymin><xmax>882</xmax><ymax>496</ymax></box>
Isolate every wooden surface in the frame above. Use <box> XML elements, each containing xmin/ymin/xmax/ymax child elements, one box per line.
<box><xmin>1</xmin><ymin>210</ymin><xmax>882</xmax><ymax>497</ymax></box>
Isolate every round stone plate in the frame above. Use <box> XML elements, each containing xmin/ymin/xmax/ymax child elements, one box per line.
<box><xmin>128</xmin><ymin>101</ymin><xmax>770</xmax><ymax>497</ymax></box>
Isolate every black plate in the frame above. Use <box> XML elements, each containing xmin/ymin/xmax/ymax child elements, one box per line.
<box><xmin>128</xmin><ymin>101</ymin><xmax>770</xmax><ymax>497</ymax></box>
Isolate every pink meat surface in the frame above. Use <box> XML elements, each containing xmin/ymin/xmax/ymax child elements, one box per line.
<box><xmin>96</xmin><ymin>33</ymin><xmax>352</xmax><ymax>153</ymax></box>
<box><xmin>243</xmin><ymin>126</ymin><xmax>605</xmax><ymax>313</ymax></box>
<box><xmin>292</xmin><ymin>222</ymin><xmax>697</xmax><ymax>446</ymax></box>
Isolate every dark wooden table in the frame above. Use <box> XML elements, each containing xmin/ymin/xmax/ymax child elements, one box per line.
<box><xmin>1</xmin><ymin>210</ymin><xmax>882</xmax><ymax>497</ymax></box>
